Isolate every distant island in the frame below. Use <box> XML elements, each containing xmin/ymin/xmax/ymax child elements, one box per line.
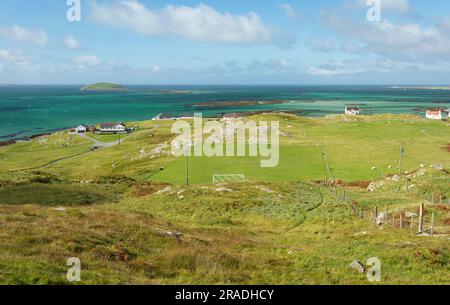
<box><xmin>159</xmin><ymin>89</ymin><xmax>193</xmax><ymax>94</ymax></box>
<box><xmin>80</xmin><ymin>83</ymin><xmax>128</xmax><ymax>91</ymax></box>
<box><xmin>191</xmin><ymin>100</ymin><xmax>287</xmax><ymax>108</ymax></box>
<box><xmin>391</xmin><ymin>85</ymin><xmax>450</xmax><ymax>90</ymax></box>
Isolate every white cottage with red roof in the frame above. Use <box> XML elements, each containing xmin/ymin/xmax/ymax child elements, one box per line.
<box><xmin>345</xmin><ymin>105</ymin><xmax>360</xmax><ymax>115</ymax></box>
<box><xmin>425</xmin><ymin>108</ymin><xmax>449</xmax><ymax>120</ymax></box>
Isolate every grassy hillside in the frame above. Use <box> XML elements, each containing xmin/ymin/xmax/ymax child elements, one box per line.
<box><xmin>0</xmin><ymin>114</ymin><xmax>448</xmax><ymax>284</ymax></box>
<box><xmin>2</xmin><ymin>114</ymin><xmax>447</xmax><ymax>183</ymax></box>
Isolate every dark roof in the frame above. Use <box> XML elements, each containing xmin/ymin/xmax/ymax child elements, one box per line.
<box><xmin>158</xmin><ymin>113</ymin><xmax>174</xmax><ymax>119</ymax></box>
<box><xmin>346</xmin><ymin>105</ymin><xmax>360</xmax><ymax>111</ymax></box>
<box><xmin>427</xmin><ymin>108</ymin><xmax>448</xmax><ymax>112</ymax></box>
<box><xmin>100</xmin><ymin>122</ymin><xmax>125</xmax><ymax>128</ymax></box>
<box><xmin>223</xmin><ymin>113</ymin><xmax>242</xmax><ymax>118</ymax></box>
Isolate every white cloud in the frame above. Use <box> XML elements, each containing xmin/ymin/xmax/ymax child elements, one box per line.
<box><xmin>69</xmin><ymin>55</ymin><xmax>139</xmax><ymax>73</ymax></box>
<box><xmin>0</xmin><ymin>49</ymin><xmax>39</xmax><ymax>70</ymax></box>
<box><xmin>63</xmin><ymin>35</ymin><xmax>82</xmax><ymax>50</ymax></box>
<box><xmin>151</xmin><ymin>65</ymin><xmax>161</xmax><ymax>72</ymax></box>
<box><xmin>89</xmin><ymin>1</ymin><xmax>291</xmax><ymax>47</ymax></box>
<box><xmin>381</xmin><ymin>0</ymin><xmax>411</xmax><ymax>13</ymax></box>
<box><xmin>0</xmin><ymin>25</ymin><xmax>48</xmax><ymax>47</ymax></box>
<box><xmin>308</xmin><ymin>62</ymin><xmax>365</xmax><ymax>76</ymax></box>
<box><xmin>308</xmin><ymin>38</ymin><xmax>336</xmax><ymax>52</ymax></box>
<box><xmin>355</xmin><ymin>0</ymin><xmax>412</xmax><ymax>14</ymax></box>
<box><xmin>306</xmin><ymin>54</ymin><xmax>450</xmax><ymax>78</ymax></box>
<box><xmin>320</xmin><ymin>11</ymin><xmax>450</xmax><ymax>63</ymax></box>
<box><xmin>164</xmin><ymin>58</ymin><xmax>302</xmax><ymax>77</ymax></box>
<box><xmin>278</xmin><ymin>3</ymin><xmax>297</xmax><ymax>19</ymax></box>
<box><xmin>73</xmin><ymin>55</ymin><xmax>101</xmax><ymax>68</ymax></box>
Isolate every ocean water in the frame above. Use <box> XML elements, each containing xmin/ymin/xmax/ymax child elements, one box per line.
<box><xmin>0</xmin><ymin>85</ymin><xmax>449</xmax><ymax>140</ymax></box>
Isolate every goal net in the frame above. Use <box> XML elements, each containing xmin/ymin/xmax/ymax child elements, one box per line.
<box><xmin>212</xmin><ymin>174</ymin><xmax>245</xmax><ymax>183</ymax></box>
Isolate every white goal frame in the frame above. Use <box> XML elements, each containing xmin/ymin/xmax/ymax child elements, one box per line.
<box><xmin>212</xmin><ymin>174</ymin><xmax>245</xmax><ymax>183</ymax></box>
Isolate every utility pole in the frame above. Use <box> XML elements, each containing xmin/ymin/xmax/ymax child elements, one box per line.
<box><xmin>399</xmin><ymin>141</ymin><xmax>405</xmax><ymax>178</ymax></box>
<box><xmin>418</xmin><ymin>203</ymin><xmax>424</xmax><ymax>233</ymax></box>
<box><xmin>322</xmin><ymin>148</ymin><xmax>333</xmax><ymax>184</ymax></box>
<box><xmin>185</xmin><ymin>151</ymin><xmax>189</xmax><ymax>187</ymax></box>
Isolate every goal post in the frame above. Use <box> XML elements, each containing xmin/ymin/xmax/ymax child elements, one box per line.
<box><xmin>212</xmin><ymin>174</ymin><xmax>245</xmax><ymax>183</ymax></box>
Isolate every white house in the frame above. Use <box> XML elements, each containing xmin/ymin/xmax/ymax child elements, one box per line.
<box><xmin>179</xmin><ymin>113</ymin><xmax>195</xmax><ymax>120</ymax></box>
<box><xmin>345</xmin><ymin>105</ymin><xmax>360</xmax><ymax>115</ymax></box>
<box><xmin>75</xmin><ymin>124</ymin><xmax>97</xmax><ymax>133</ymax></box>
<box><xmin>75</xmin><ymin>125</ymin><xmax>87</xmax><ymax>133</ymax></box>
<box><xmin>99</xmin><ymin>122</ymin><xmax>126</xmax><ymax>133</ymax></box>
<box><xmin>425</xmin><ymin>108</ymin><xmax>449</xmax><ymax>120</ymax></box>
<box><xmin>152</xmin><ymin>113</ymin><xmax>175</xmax><ymax>121</ymax></box>
<box><xmin>221</xmin><ymin>113</ymin><xmax>242</xmax><ymax>122</ymax></box>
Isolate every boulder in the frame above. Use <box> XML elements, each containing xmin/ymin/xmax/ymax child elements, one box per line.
<box><xmin>405</xmin><ymin>212</ymin><xmax>417</xmax><ymax>218</ymax></box>
<box><xmin>349</xmin><ymin>260</ymin><xmax>365</xmax><ymax>273</ymax></box>
<box><xmin>367</xmin><ymin>183</ymin><xmax>377</xmax><ymax>192</ymax></box>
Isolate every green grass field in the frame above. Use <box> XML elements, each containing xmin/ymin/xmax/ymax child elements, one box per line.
<box><xmin>152</xmin><ymin>145</ymin><xmax>327</xmax><ymax>184</ymax></box>
<box><xmin>152</xmin><ymin>114</ymin><xmax>449</xmax><ymax>184</ymax></box>
<box><xmin>85</xmin><ymin>133</ymin><xmax>123</xmax><ymax>143</ymax></box>
<box><xmin>0</xmin><ymin>114</ymin><xmax>448</xmax><ymax>284</ymax></box>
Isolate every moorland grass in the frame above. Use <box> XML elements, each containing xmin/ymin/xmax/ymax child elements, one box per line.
<box><xmin>0</xmin><ymin>114</ymin><xmax>448</xmax><ymax>284</ymax></box>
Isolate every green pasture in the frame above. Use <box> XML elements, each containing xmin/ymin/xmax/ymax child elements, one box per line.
<box><xmin>0</xmin><ymin>115</ymin><xmax>448</xmax><ymax>184</ymax></box>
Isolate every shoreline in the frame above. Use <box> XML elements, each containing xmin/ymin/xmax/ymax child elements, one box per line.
<box><xmin>0</xmin><ymin>127</ymin><xmax>71</xmax><ymax>147</ymax></box>
<box><xmin>0</xmin><ymin>111</ymin><xmax>435</xmax><ymax>147</ymax></box>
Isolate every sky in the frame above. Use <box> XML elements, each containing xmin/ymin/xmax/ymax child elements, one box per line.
<box><xmin>0</xmin><ymin>0</ymin><xmax>450</xmax><ymax>84</ymax></box>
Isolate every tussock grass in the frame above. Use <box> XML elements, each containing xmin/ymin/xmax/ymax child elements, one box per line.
<box><xmin>0</xmin><ymin>115</ymin><xmax>448</xmax><ymax>284</ymax></box>
<box><xmin>0</xmin><ymin>184</ymin><xmax>119</xmax><ymax>206</ymax></box>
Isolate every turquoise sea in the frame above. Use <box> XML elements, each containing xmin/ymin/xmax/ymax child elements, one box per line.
<box><xmin>0</xmin><ymin>85</ymin><xmax>449</xmax><ymax>140</ymax></box>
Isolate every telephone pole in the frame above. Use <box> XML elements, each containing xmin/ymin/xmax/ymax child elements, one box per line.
<box><xmin>322</xmin><ymin>147</ymin><xmax>334</xmax><ymax>184</ymax></box>
<box><xmin>399</xmin><ymin>141</ymin><xmax>405</xmax><ymax>178</ymax></box>
<box><xmin>185</xmin><ymin>151</ymin><xmax>189</xmax><ymax>187</ymax></box>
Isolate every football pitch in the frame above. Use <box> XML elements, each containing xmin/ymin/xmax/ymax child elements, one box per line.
<box><xmin>151</xmin><ymin>145</ymin><xmax>328</xmax><ymax>184</ymax></box>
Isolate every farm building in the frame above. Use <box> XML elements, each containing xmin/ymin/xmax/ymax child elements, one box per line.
<box><xmin>222</xmin><ymin>113</ymin><xmax>242</xmax><ymax>122</ymax></box>
<box><xmin>179</xmin><ymin>113</ymin><xmax>195</xmax><ymax>119</ymax></box>
<box><xmin>345</xmin><ymin>105</ymin><xmax>361</xmax><ymax>115</ymax></box>
<box><xmin>99</xmin><ymin>122</ymin><xmax>127</xmax><ymax>134</ymax></box>
<box><xmin>425</xmin><ymin>108</ymin><xmax>449</xmax><ymax>120</ymax></box>
<box><xmin>152</xmin><ymin>113</ymin><xmax>175</xmax><ymax>120</ymax></box>
<box><xmin>75</xmin><ymin>125</ymin><xmax>96</xmax><ymax>133</ymax></box>
<box><xmin>75</xmin><ymin>125</ymin><xmax>86</xmax><ymax>133</ymax></box>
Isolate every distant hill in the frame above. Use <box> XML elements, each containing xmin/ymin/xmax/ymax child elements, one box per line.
<box><xmin>391</xmin><ymin>85</ymin><xmax>450</xmax><ymax>90</ymax></box>
<box><xmin>80</xmin><ymin>83</ymin><xmax>128</xmax><ymax>91</ymax></box>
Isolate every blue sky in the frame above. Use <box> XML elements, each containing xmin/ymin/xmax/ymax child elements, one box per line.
<box><xmin>0</xmin><ymin>0</ymin><xmax>449</xmax><ymax>84</ymax></box>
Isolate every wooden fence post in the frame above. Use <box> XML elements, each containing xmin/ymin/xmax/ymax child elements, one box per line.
<box><xmin>410</xmin><ymin>217</ymin><xmax>413</xmax><ymax>230</ymax></box>
<box><xmin>400</xmin><ymin>214</ymin><xmax>403</xmax><ymax>229</ymax></box>
<box><xmin>375</xmin><ymin>207</ymin><xmax>378</xmax><ymax>224</ymax></box>
<box><xmin>431</xmin><ymin>212</ymin><xmax>435</xmax><ymax>236</ymax></box>
<box><xmin>418</xmin><ymin>203</ymin><xmax>424</xmax><ymax>233</ymax></box>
